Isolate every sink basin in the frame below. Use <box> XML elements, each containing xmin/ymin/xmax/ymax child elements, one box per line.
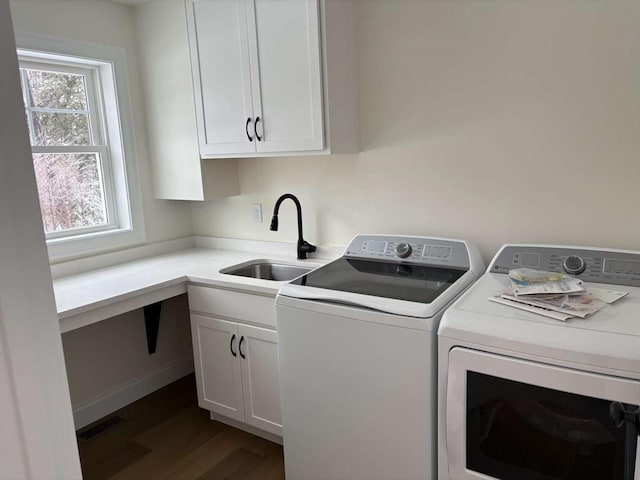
<box><xmin>220</xmin><ymin>260</ymin><xmax>313</xmax><ymax>282</ymax></box>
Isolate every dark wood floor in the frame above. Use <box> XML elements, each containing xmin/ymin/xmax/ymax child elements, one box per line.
<box><xmin>76</xmin><ymin>374</ymin><xmax>285</xmax><ymax>480</ymax></box>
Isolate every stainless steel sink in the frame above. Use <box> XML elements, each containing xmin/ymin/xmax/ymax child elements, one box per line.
<box><xmin>220</xmin><ymin>260</ymin><xmax>313</xmax><ymax>281</ymax></box>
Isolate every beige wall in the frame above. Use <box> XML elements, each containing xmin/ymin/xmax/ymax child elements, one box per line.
<box><xmin>191</xmin><ymin>0</ymin><xmax>640</xmax><ymax>262</ymax></box>
<box><xmin>9</xmin><ymin>0</ymin><xmax>194</xmax><ymax>246</ymax></box>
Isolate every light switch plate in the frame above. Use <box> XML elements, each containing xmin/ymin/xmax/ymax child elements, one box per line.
<box><xmin>252</xmin><ymin>203</ymin><xmax>263</xmax><ymax>223</ymax></box>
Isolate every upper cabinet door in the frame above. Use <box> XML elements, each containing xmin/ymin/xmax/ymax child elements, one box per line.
<box><xmin>248</xmin><ymin>0</ymin><xmax>324</xmax><ymax>153</ymax></box>
<box><xmin>186</xmin><ymin>0</ymin><xmax>256</xmax><ymax>155</ymax></box>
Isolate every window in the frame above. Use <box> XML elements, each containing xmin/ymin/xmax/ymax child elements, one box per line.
<box><xmin>20</xmin><ymin>60</ymin><xmax>114</xmax><ymax>236</ymax></box>
<box><xmin>16</xmin><ymin>33</ymin><xmax>145</xmax><ymax>260</ymax></box>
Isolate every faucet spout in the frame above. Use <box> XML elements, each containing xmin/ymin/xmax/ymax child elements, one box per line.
<box><xmin>270</xmin><ymin>193</ymin><xmax>316</xmax><ymax>260</ymax></box>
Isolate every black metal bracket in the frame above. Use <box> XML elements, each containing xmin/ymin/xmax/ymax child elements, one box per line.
<box><xmin>143</xmin><ymin>302</ymin><xmax>162</xmax><ymax>355</ymax></box>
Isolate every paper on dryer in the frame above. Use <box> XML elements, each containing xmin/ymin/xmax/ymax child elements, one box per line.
<box><xmin>508</xmin><ymin>268</ymin><xmax>569</xmax><ymax>284</ymax></box>
<box><xmin>500</xmin><ymin>293</ymin><xmax>606</xmax><ymax>319</ymax></box>
<box><xmin>509</xmin><ymin>277</ymin><xmax>586</xmax><ymax>297</ymax></box>
<box><xmin>492</xmin><ymin>268</ymin><xmax>628</xmax><ymax>322</ymax></box>
<box><xmin>507</xmin><ymin>268</ymin><xmax>586</xmax><ymax>297</ymax></box>
<box><xmin>488</xmin><ymin>296</ymin><xmax>574</xmax><ymax>321</ymax></box>
<box><xmin>588</xmin><ymin>287</ymin><xmax>628</xmax><ymax>304</ymax></box>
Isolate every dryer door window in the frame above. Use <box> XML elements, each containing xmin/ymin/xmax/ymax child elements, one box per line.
<box><xmin>445</xmin><ymin>348</ymin><xmax>640</xmax><ymax>480</ymax></box>
<box><xmin>467</xmin><ymin>371</ymin><xmax>637</xmax><ymax>480</ymax></box>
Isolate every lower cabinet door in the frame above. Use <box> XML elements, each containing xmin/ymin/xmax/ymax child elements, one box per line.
<box><xmin>190</xmin><ymin>314</ymin><xmax>244</xmax><ymax>422</ymax></box>
<box><xmin>238</xmin><ymin>324</ymin><xmax>282</xmax><ymax>436</ymax></box>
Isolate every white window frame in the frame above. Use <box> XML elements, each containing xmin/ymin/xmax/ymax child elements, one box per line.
<box><xmin>15</xmin><ymin>32</ymin><xmax>145</xmax><ymax>261</ymax></box>
<box><xmin>19</xmin><ymin>59</ymin><xmax>118</xmax><ymax>238</ymax></box>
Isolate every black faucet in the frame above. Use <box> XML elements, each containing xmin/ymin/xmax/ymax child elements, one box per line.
<box><xmin>270</xmin><ymin>193</ymin><xmax>316</xmax><ymax>260</ymax></box>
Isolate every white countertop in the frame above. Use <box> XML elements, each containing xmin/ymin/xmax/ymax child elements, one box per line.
<box><xmin>53</xmin><ymin>246</ymin><xmax>328</xmax><ymax>333</ymax></box>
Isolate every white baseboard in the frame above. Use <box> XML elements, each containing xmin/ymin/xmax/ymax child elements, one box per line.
<box><xmin>73</xmin><ymin>355</ymin><xmax>194</xmax><ymax>430</ymax></box>
<box><xmin>209</xmin><ymin>411</ymin><xmax>283</xmax><ymax>445</ymax></box>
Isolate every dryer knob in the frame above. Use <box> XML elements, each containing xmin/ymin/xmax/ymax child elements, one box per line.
<box><xmin>563</xmin><ymin>255</ymin><xmax>586</xmax><ymax>275</ymax></box>
<box><xmin>395</xmin><ymin>242</ymin><xmax>412</xmax><ymax>258</ymax></box>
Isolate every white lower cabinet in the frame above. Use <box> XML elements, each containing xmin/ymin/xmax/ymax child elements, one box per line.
<box><xmin>238</xmin><ymin>324</ymin><xmax>281</xmax><ymax>435</ymax></box>
<box><xmin>189</xmin><ymin>287</ymin><xmax>282</xmax><ymax>437</ymax></box>
<box><xmin>191</xmin><ymin>315</ymin><xmax>245</xmax><ymax>421</ymax></box>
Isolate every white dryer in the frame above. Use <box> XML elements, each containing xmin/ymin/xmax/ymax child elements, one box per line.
<box><xmin>276</xmin><ymin>234</ymin><xmax>484</xmax><ymax>480</ymax></box>
<box><xmin>438</xmin><ymin>244</ymin><xmax>640</xmax><ymax>480</ymax></box>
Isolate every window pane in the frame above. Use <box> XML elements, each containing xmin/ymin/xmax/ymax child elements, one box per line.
<box><xmin>31</xmin><ymin>112</ymin><xmax>91</xmax><ymax>147</ymax></box>
<box><xmin>31</xmin><ymin>111</ymin><xmax>91</xmax><ymax>146</ymax></box>
<box><xmin>23</xmin><ymin>68</ymin><xmax>88</xmax><ymax>110</ymax></box>
<box><xmin>32</xmin><ymin>153</ymin><xmax>108</xmax><ymax>233</ymax></box>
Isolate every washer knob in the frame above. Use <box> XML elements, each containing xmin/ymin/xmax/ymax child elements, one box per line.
<box><xmin>395</xmin><ymin>242</ymin><xmax>412</xmax><ymax>258</ymax></box>
<box><xmin>563</xmin><ymin>255</ymin><xmax>586</xmax><ymax>275</ymax></box>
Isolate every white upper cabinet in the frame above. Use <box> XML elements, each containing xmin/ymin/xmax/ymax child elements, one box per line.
<box><xmin>186</xmin><ymin>0</ymin><xmax>358</xmax><ymax>158</ymax></box>
<box><xmin>249</xmin><ymin>0</ymin><xmax>323</xmax><ymax>153</ymax></box>
<box><xmin>187</xmin><ymin>0</ymin><xmax>255</xmax><ymax>155</ymax></box>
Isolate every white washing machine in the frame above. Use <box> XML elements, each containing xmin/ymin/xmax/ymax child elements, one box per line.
<box><xmin>276</xmin><ymin>234</ymin><xmax>484</xmax><ymax>480</ymax></box>
<box><xmin>438</xmin><ymin>244</ymin><xmax>640</xmax><ymax>480</ymax></box>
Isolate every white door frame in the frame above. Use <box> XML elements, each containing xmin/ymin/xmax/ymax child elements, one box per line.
<box><xmin>0</xmin><ymin>2</ymin><xmax>81</xmax><ymax>477</ymax></box>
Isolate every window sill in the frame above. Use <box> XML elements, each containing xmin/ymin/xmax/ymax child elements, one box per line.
<box><xmin>47</xmin><ymin>226</ymin><xmax>146</xmax><ymax>262</ymax></box>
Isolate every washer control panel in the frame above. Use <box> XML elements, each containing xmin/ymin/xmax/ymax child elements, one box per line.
<box><xmin>344</xmin><ymin>235</ymin><xmax>470</xmax><ymax>270</ymax></box>
<box><xmin>490</xmin><ymin>244</ymin><xmax>640</xmax><ymax>287</ymax></box>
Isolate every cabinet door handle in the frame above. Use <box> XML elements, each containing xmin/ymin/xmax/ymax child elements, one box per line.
<box><xmin>230</xmin><ymin>333</ymin><xmax>237</xmax><ymax>357</ymax></box>
<box><xmin>239</xmin><ymin>335</ymin><xmax>246</xmax><ymax>359</ymax></box>
<box><xmin>245</xmin><ymin>117</ymin><xmax>253</xmax><ymax>142</ymax></box>
<box><xmin>255</xmin><ymin>117</ymin><xmax>262</xmax><ymax>142</ymax></box>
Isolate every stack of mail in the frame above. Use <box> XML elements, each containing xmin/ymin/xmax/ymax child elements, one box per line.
<box><xmin>488</xmin><ymin>268</ymin><xmax>627</xmax><ymax>321</ymax></box>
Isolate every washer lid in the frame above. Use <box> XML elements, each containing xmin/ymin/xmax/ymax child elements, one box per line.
<box><xmin>279</xmin><ymin>234</ymin><xmax>485</xmax><ymax>318</ymax></box>
<box><xmin>289</xmin><ymin>257</ymin><xmax>466</xmax><ymax>304</ymax></box>
<box><xmin>279</xmin><ymin>261</ymin><xmax>479</xmax><ymax>318</ymax></box>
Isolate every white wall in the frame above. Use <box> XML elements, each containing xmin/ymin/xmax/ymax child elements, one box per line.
<box><xmin>9</xmin><ymin>0</ymin><xmax>194</xmax><ymax>251</ymax></box>
<box><xmin>0</xmin><ymin>1</ymin><xmax>81</xmax><ymax>476</ymax></box>
<box><xmin>191</xmin><ymin>0</ymin><xmax>640</xmax><ymax>261</ymax></box>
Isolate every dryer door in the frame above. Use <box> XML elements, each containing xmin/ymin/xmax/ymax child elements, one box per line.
<box><xmin>446</xmin><ymin>347</ymin><xmax>640</xmax><ymax>480</ymax></box>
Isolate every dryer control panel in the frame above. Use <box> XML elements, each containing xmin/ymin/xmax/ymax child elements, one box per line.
<box><xmin>344</xmin><ymin>234</ymin><xmax>470</xmax><ymax>270</ymax></box>
<box><xmin>490</xmin><ymin>245</ymin><xmax>640</xmax><ymax>287</ymax></box>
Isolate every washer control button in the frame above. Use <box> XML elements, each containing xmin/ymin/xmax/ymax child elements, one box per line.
<box><xmin>395</xmin><ymin>242</ymin><xmax>412</xmax><ymax>258</ymax></box>
<box><xmin>563</xmin><ymin>255</ymin><xmax>586</xmax><ymax>275</ymax></box>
